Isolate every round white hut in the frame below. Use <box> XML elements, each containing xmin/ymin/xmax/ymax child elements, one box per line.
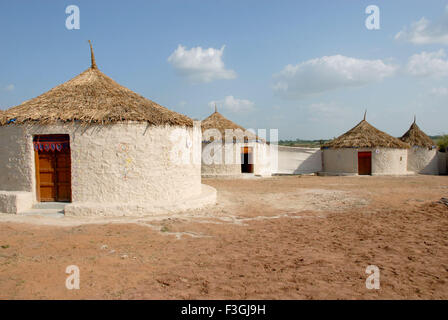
<box><xmin>0</xmin><ymin>42</ymin><xmax>215</xmax><ymax>216</ymax></box>
<box><xmin>400</xmin><ymin>117</ymin><xmax>438</xmax><ymax>175</ymax></box>
<box><xmin>201</xmin><ymin>107</ymin><xmax>271</xmax><ymax>177</ymax></box>
<box><xmin>320</xmin><ymin>115</ymin><xmax>410</xmax><ymax>176</ymax></box>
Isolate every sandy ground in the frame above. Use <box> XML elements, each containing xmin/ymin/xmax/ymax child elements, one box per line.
<box><xmin>0</xmin><ymin>175</ymin><xmax>447</xmax><ymax>299</ymax></box>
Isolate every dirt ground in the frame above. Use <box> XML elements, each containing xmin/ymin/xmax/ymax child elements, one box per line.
<box><xmin>0</xmin><ymin>175</ymin><xmax>447</xmax><ymax>299</ymax></box>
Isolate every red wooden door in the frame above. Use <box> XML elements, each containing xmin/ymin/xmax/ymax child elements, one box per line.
<box><xmin>358</xmin><ymin>151</ymin><xmax>372</xmax><ymax>175</ymax></box>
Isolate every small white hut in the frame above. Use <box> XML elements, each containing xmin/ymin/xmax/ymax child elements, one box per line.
<box><xmin>201</xmin><ymin>107</ymin><xmax>271</xmax><ymax>177</ymax></box>
<box><xmin>400</xmin><ymin>117</ymin><xmax>438</xmax><ymax>175</ymax></box>
<box><xmin>0</xmin><ymin>41</ymin><xmax>215</xmax><ymax>216</ymax></box>
<box><xmin>320</xmin><ymin>114</ymin><xmax>410</xmax><ymax>176</ymax></box>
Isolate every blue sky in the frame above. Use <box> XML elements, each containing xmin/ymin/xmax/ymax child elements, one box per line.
<box><xmin>1</xmin><ymin>0</ymin><xmax>447</xmax><ymax>139</ymax></box>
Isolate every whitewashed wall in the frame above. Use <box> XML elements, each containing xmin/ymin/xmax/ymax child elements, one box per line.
<box><xmin>407</xmin><ymin>147</ymin><xmax>439</xmax><ymax>175</ymax></box>
<box><xmin>274</xmin><ymin>146</ymin><xmax>322</xmax><ymax>174</ymax></box>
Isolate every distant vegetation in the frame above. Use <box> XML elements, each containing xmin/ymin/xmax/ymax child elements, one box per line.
<box><xmin>279</xmin><ymin>135</ymin><xmax>447</xmax><ymax>150</ymax></box>
<box><xmin>435</xmin><ymin>135</ymin><xmax>448</xmax><ymax>152</ymax></box>
<box><xmin>278</xmin><ymin>139</ymin><xmax>331</xmax><ymax>148</ymax></box>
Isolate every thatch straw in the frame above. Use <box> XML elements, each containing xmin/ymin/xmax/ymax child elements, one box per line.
<box><xmin>0</xmin><ymin>43</ymin><xmax>193</xmax><ymax>127</ymax></box>
<box><xmin>201</xmin><ymin>110</ymin><xmax>257</xmax><ymax>141</ymax></box>
<box><xmin>323</xmin><ymin>119</ymin><xmax>410</xmax><ymax>149</ymax></box>
<box><xmin>400</xmin><ymin>118</ymin><xmax>435</xmax><ymax>148</ymax></box>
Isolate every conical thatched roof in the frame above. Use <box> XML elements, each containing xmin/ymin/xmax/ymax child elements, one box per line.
<box><xmin>201</xmin><ymin>108</ymin><xmax>257</xmax><ymax>141</ymax></box>
<box><xmin>323</xmin><ymin>119</ymin><xmax>409</xmax><ymax>149</ymax></box>
<box><xmin>0</xmin><ymin>42</ymin><xmax>192</xmax><ymax>127</ymax></box>
<box><xmin>400</xmin><ymin>118</ymin><xmax>435</xmax><ymax>148</ymax></box>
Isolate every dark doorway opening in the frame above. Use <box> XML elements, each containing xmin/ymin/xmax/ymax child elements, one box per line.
<box><xmin>241</xmin><ymin>147</ymin><xmax>254</xmax><ymax>173</ymax></box>
<box><xmin>358</xmin><ymin>151</ymin><xmax>372</xmax><ymax>175</ymax></box>
<box><xmin>34</xmin><ymin>135</ymin><xmax>72</xmax><ymax>202</ymax></box>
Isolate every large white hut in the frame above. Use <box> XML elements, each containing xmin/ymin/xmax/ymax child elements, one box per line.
<box><xmin>0</xmin><ymin>42</ymin><xmax>215</xmax><ymax>216</ymax></box>
<box><xmin>400</xmin><ymin>117</ymin><xmax>438</xmax><ymax>175</ymax></box>
<box><xmin>201</xmin><ymin>107</ymin><xmax>271</xmax><ymax>177</ymax></box>
<box><xmin>320</xmin><ymin>115</ymin><xmax>410</xmax><ymax>176</ymax></box>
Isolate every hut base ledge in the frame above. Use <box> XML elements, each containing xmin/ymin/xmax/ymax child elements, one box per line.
<box><xmin>0</xmin><ymin>191</ymin><xmax>34</xmax><ymax>214</ymax></box>
<box><xmin>64</xmin><ymin>184</ymin><xmax>217</xmax><ymax>217</ymax></box>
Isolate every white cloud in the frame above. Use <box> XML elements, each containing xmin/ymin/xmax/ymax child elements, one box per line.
<box><xmin>395</xmin><ymin>7</ymin><xmax>448</xmax><ymax>45</ymax></box>
<box><xmin>405</xmin><ymin>49</ymin><xmax>448</xmax><ymax>77</ymax></box>
<box><xmin>4</xmin><ymin>84</ymin><xmax>14</xmax><ymax>91</ymax></box>
<box><xmin>209</xmin><ymin>96</ymin><xmax>255</xmax><ymax>113</ymax></box>
<box><xmin>167</xmin><ymin>45</ymin><xmax>236</xmax><ymax>83</ymax></box>
<box><xmin>273</xmin><ymin>55</ymin><xmax>397</xmax><ymax>99</ymax></box>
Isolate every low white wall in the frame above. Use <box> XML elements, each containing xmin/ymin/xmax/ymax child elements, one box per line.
<box><xmin>321</xmin><ymin>148</ymin><xmax>408</xmax><ymax>175</ymax></box>
<box><xmin>275</xmin><ymin>146</ymin><xmax>322</xmax><ymax>174</ymax></box>
<box><xmin>407</xmin><ymin>147</ymin><xmax>439</xmax><ymax>175</ymax></box>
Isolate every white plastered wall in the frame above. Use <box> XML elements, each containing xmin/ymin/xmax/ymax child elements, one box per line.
<box><xmin>406</xmin><ymin>147</ymin><xmax>439</xmax><ymax>175</ymax></box>
<box><xmin>321</xmin><ymin>148</ymin><xmax>408</xmax><ymax>176</ymax></box>
<box><xmin>0</xmin><ymin>122</ymin><xmax>213</xmax><ymax>215</ymax></box>
<box><xmin>275</xmin><ymin>146</ymin><xmax>322</xmax><ymax>174</ymax></box>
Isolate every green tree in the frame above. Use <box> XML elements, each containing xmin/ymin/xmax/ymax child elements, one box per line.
<box><xmin>437</xmin><ymin>135</ymin><xmax>448</xmax><ymax>152</ymax></box>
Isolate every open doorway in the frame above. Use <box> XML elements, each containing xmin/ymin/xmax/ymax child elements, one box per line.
<box><xmin>241</xmin><ymin>146</ymin><xmax>254</xmax><ymax>173</ymax></box>
<box><xmin>34</xmin><ymin>135</ymin><xmax>71</xmax><ymax>202</ymax></box>
<box><xmin>358</xmin><ymin>151</ymin><xmax>372</xmax><ymax>175</ymax></box>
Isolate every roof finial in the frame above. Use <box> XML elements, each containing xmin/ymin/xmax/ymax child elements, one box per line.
<box><xmin>363</xmin><ymin>109</ymin><xmax>367</xmax><ymax>121</ymax></box>
<box><xmin>214</xmin><ymin>103</ymin><xmax>218</xmax><ymax>113</ymax></box>
<box><xmin>413</xmin><ymin>114</ymin><xmax>416</xmax><ymax>124</ymax></box>
<box><xmin>88</xmin><ymin>40</ymin><xmax>97</xmax><ymax>69</ymax></box>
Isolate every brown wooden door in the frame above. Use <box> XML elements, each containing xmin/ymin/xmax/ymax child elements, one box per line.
<box><xmin>55</xmin><ymin>151</ymin><xmax>71</xmax><ymax>201</ymax></box>
<box><xmin>358</xmin><ymin>151</ymin><xmax>372</xmax><ymax>175</ymax></box>
<box><xmin>241</xmin><ymin>147</ymin><xmax>254</xmax><ymax>173</ymax></box>
<box><xmin>34</xmin><ymin>135</ymin><xmax>71</xmax><ymax>202</ymax></box>
<box><xmin>38</xmin><ymin>153</ymin><xmax>57</xmax><ymax>201</ymax></box>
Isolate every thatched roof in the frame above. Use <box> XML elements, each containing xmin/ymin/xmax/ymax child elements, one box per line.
<box><xmin>400</xmin><ymin>118</ymin><xmax>435</xmax><ymax>148</ymax></box>
<box><xmin>201</xmin><ymin>107</ymin><xmax>257</xmax><ymax>141</ymax></box>
<box><xmin>0</xmin><ymin>41</ymin><xmax>192</xmax><ymax>127</ymax></box>
<box><xmin>323</xmin><ymin>119</ymin><xmax>410</xmax><ymax>149</ymax></box>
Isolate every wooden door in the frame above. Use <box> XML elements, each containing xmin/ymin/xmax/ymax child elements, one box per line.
<box><xmin>37</xmin><ymin>152</ymin><xmax>57</xmax><ymax>201</ymax></box>
<box><xmin>55</xmin><ymin>151</ymin><xmax>71</xmax><ymax>201</ymax></box>
<box><xmin>358</xmin><ymin>151</ymin><xmax>372</xmax><ymax>175</ymax></box>
<box><xmin>241</xmin><ymin>147</ymin><xmax>254</xmax><ymax>173</ymax></box>
<box><xmin>34</xmin><ymin>135</ymin><xmax>71</xmax><ymax>202</ymax></box>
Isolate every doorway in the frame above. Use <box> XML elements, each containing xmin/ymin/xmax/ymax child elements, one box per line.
<box><xmin>358</xmin><ymin>151</ymin><xmax>372</xmax><ymax>175</ymax></box>
<box><xmin>34</xmin><ymin>135</ymin><xmax>71</xmax><ymax>202</ymax></box>
<box><xmin>241</xmin><ymin>146</ymin><xmax>254</xmax><ymax>173</ymax></box>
